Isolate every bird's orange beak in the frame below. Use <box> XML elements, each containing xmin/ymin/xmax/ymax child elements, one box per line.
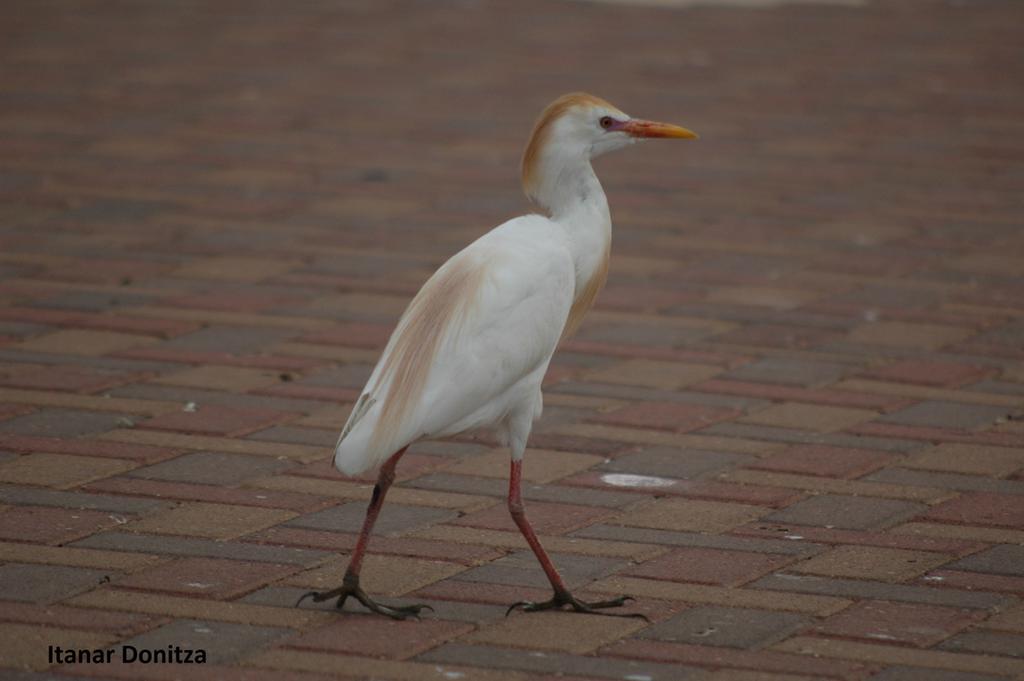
<box><xmin>621</xmin><ymin>119</ymin><xmax>698</xmax><ymax>140</ymax></box>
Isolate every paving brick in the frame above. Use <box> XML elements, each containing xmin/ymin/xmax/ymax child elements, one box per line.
<box><xmin>901</xmin><ymin>443</ymin><xmax>1024</xmax><ymax>477</ymax></box>
<box><xmin>599</xmin><ymin>445</ymin><xmax>749</xmax><ymax>479</ymax></box>
<box><xmin>73</xmin><ymin>529</ymin><xmax>328</xmax><ymax>566</ymax></box>
<box><xmin>0</xmin><ymin>622</ymin><xmax>116</xmax><ymax>671</ymax></box>
<box><xmin>751</xmin><ymin>572</ymin><xmax>1012</xmax><ymax>611</ymax></box>
<box><xmin>864</xmin><ymin>467</ymin><xmax>1024</xmax><ymax>496</ymax></box>
<box><xmin>583</xmin><ymin>359</ymin><xmax>722</xmax><ymax>390</ymax></box>
<box><xmin>115</xmin><ymin>556</ymin><xmax>298</xmax><ymax>600</ymax></box>
<box><xmin>862</xmin><ymin>360</ymin><xmax>993</xmax><ymax>388</ymax></box>
<box><xmin>453</xmin><ymin>550</ymin><xmax>625</xmax><ymax>590</ymax></box>
<box><xmin>138</xmin><ymin>403</ymin><xmax>298</xmax><ymax>437</ymax></box>
<box><xmin>0</xmin><ymin>540</ymin><xmax>159</xmax><ymax>571</ymax></box>
<box><xmin>0</xmin><ymin>408</ymin><xmax>133</xmax><ymax>438</ymax></box>
<box><xmin>602</xmin><ymin>639</ymin><xmax>872</xmax><ymax>680</ymax></box>
<box><xmin>724</xmin><ymin>357</ymin><xmax>849</xmax><ymax>388</ymax></box>
<box><xmin>791</xmin><ymin>545</ymin><xmax>952</xmax><ymax>582</ymax></box>
<box><xmin>0</xmin><ymin>433</ymin><xmax>178</xmax><ymax>463</ymax></box>
<box><xmin>625</xmin><ymin>547</ymin><xmax>794</xmax><ymax>587</ymax></box>
<box><xmin>925</xmin><ymin>492</ymin><xmax>1024</xmax><ymax>529</ymax></box>
<box><xmin>127</xmin><ymin>451</ymin><xmax>295</xmax><ymax>485</ymax></box>
<box><xmin>153</xmin><ymin>365</ymin><xmax>284</xmax><ymax>391</ymax></box>
<box><xmin>13</xmin><ymin>329</ymin><xmax>159</xmax><ymax>356</ymax></box>
<box><xmin>766</xmin><ymin>495</ymin><xmax>925</xmax><ymax>531</ymax></box>
<box><xmin>734</xmin><ymin>523</ymin><xmax>981</xmax><ymax>557</ymax></box>
<box><xmin>0</xmin><ymin>364</ymin><xmax>137</xmax><ymax>394</ymax></box>
<box><xmin>639</xmin><ymin>606</ymin><xmax>808</xmax><ymax>649</ymax></box>
<box><xmin>611</xmin><ymin>498</ymin><xmax>768</xmax><ymax>534</ymax></box>
<box><xmin>0</xmin><ymin>504</ymin><xmax>123</xmax><ymax>544</ymax></box>
<box><xmin>0</xmin><ymin>600</ymin><xmax>157</xmax><ymax>634</ymax></box>
<box><xmin>918</xmin><ymin>569</ymin><xmax>1024</xmax><ymax>595</ymax></box>
<box><xmin>810</xmin><ymin>600</ymin><xmax>984</xmax><ymax>647</ymax></box>
<box><xmin>574</xmin><ymin>524</ymin><xmax>820</xmax><ymax>556</ymax></box>
<box><xmin>596</xmin><ymin>402</ymin><xmax>741</xmax><ymax>432</ymax></box>
<box><xmin>0</xmin><ymin>483</ymin><xmax>166</xmax><ymax>514</ymax></box>
<box><xmin>126</xmin><ymin>502</ymin><xmax>296</xmax><ymax>539</ymax></box>
<box><xmin>880</xmin><ymin>401</ymin><xmax>1013</xmax><ymax>430</ymax></box>
<box><xmin>745</xmin><ymin>444</ymin><xmax>892</xmax><ymax>479</ymax></box>
<box><xmin>451</xmin><ymin>499</ymin><xmax>609</xmax><ymax>535</ymax></box>
<box><xmin>0</xmin><ymin>452</ymin><xmax>134</xmax><ymax>488</ymax></box>
<box><xmin>740</xmin><ymin>403</ymin><xmax>876</xmax><ymax>433</ymax></box>
<box><xmin>418</xmin><ymin>643</ymin><xmax>707</xmax><ymax>680</ymax></box>
<box><xmin>0</xmin><ymin>563</ymin><xmax>110</xmax><ymax>604</ymax></box>
<box><xmin>66</xmin><ymin>588</ymin><xmax>331</xmax><ymax>630</ymax></box>
<box><xmin>464</xmin><ymin>610</ymin><xmax>646</xmax><ymax>654</ymax></box>
<box><xmin>949</xmin><ymin>545</ymin><xmax>1024</xmax><ymax>577</ymax></box>
<box><xmin>288</xmin><ymin>553</ymin><xmax>466</xmax><ymax>598</ymax></box>
<box><xmin>846</xmin><ymin>322</ymin><xmax>973</xmax><ymax>350</ymax></box>
<box><xmin>773</xmin><ymin>637</ymin><xmax>1024</xmax><ymax>677</ymax></box>
<box><xmin>118</xmin><ymin>618</ymin><xmax>294</xmax><ymax>665</ymax></box>
<box><xmin>85</xmin><ymin>476</ymin><xmax>328</xmax><ymax>512</ymax></box>
<box><xmin>936</xmin><ymin>631</ymin><xmax>1024</xmax><ymax>658</ymax></box>
<box><xmin>285</xmin><ymin>616</ymin><xmax>473</xmax><ymax>660</ymax></box>
<box><xmin>441</xmin><ymin>447</ymin><xmax>603</xmax><ymax>483</ymax></box>
<box><xmin>868</xmin><ymin>667</ymin><xmax>1007</xmax><ymax>681</ymax></box>
<box><xmin>286</xmin><ymin>501</ymin><xmax>457</xmax><ymax>535</ymax></box>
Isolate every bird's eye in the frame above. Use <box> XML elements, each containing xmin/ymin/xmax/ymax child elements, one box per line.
<box><xmin>599</xmin><ymin>116</ymin><xmax>615</xmax><ymax>129</ymax></box>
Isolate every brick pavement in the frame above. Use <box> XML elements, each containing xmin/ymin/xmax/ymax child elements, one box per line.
<box><xmin>1</xmin><ymin>0</ymin><xmax>1023</xmax><ymax>679</ymax></box>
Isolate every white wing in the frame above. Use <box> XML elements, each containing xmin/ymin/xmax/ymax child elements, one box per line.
<box><xmin>333</xmin><ymin>214</ymin><xmax>575</xmax><ymax>475</ymax></box>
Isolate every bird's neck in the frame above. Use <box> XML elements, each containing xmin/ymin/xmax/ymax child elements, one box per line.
<box><xmin>540</xmin><ymin>160</ymin><xmax>612</xmax><ymax>313</ymax></box>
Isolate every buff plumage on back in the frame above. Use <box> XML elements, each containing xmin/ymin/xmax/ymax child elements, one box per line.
<box><xmin>521</xmin><ymin>92</ymin><xmax>617</xmax><ymax>202</ymax></box>
<box><xmin>369</xmin><ymin>258</ymin><xmax>485</xmax><ymax>452</ymax></box>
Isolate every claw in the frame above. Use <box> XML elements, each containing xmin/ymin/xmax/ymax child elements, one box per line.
<box><xmin>505</xmin><ymin>591</ymin><xmax>647</xmax><ymax>620</ymax></box>
<box><xmin>294</xmin><ymin>578</ymin><xmax>433</xmax><ymax>620</ymax></box>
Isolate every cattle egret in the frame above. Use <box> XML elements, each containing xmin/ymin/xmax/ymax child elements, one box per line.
<box><xmin>297</xmin><ymin>93</ymin><xmax>697</xmax><ymax>619</ymax></box>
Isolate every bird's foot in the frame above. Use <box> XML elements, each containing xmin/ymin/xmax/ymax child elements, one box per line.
<box><xmin>295</xmin><ymin>575</ymin><xmax>433</xmax><ymax>620</ymax></box>
<box><xmin>506</xmin><ymin>590</ymin><xmax>648</xmax><ymax>620</ymax></box>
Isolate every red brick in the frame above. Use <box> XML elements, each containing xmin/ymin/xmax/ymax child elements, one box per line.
<box><xmin>116</xmin><ymin>347</ymin><xmax>324</xmax><ymax>371</ymax></box>
<box><xmin>713</xmin><ymin>324</ymin><xmax>844</xmax><ymax>350</ymax></box>
<box><xmin>0</xmin><ymin>434</ymin><xmax>178</xmax><ymax>463</ymax></box>
<box><xmin>925</xmin><ymin>492</ymin><xmax>1024</xmax><ymax>529</ymax></box>
<box><xmin>114</xmin><ymin>557</ymin><xmax>298</xmax><ymax>599</ymax></box>
<box><xmin>0</xmin><ymin>365</ymin><xmax>139</xmax><ymax>394</ymax></box>
<box><xmin>290</xmin><ymin>452</ymin><xmax>448</xmax><ymax>484</ymax></box>
<box><xmin>596</xmin><ymin>402</ymin><xmax>741</xmax><ymax>432</ymax></box>
<box><xmin>917</xmin><ymin>570</ymin><xmax>1024</xmax><ymax>594</ymax></box>
<box><xmin>694</xmin><ymin>379</ymin><xmax>905</xmax><ymax>410</ymax></box>
<box><xmin>285</xmin><ymin>616</ymin><xmax>473</xmax><ymax>659</ymax></box>
<box><xmin>412</xmin><ymin>579</ymin><xmax>552</xmax><ymax>606</ymax></box>
<box><xmin>603</xmin><ymin>639</ymin><xmax>874</xmax><ymax>679</ymax></box>
<box><xmin>138</xmin><ymin>404</ymin><xmax>299</xmax><ymax>437</ymax></box>
<box><xmin>300</xmin><ymin>322</ymin><xmax>393</xmax><ymax>348</ymax></box>
<box><xmin>451</xmin><ymin>500</ymin><xmax>609</xmax><ymax>535</ymax></box>
<box><xmin>162</xmin><ymin>291</ymin><xmax>305</xmax><ymax>313</ymax></box>
<box><xmin>83</xmin><ymin>477</ymin><xmax>332</xmax><ymax>513</ymax></box>
<box><xmin>745</xmin><ymin>444</ymin><xmax>893</xmax><ymax>479</ymax></box>
<box><xmin>0</xmin><ymin>505</ymin><xmax>123</xmax><ymax>544</ymax></box>
<box><xmin>247</xmin><ymin>527</ymin><xmax>504</xmax><ymax>566</ymax></box>
<box><xmin>561</xmin><ymin>339</ymin><xmax>742</xmax><ymax>366</ymax></box>
<box><xmin>626</xmin><ymin>547</ymin><xmax>794</xmax><ymax>587</ymax></box>
<box><xmin>0</xmin><ymin>600</ymin><xmax>161</xmax><ymax>634</ymax></box>
<box><xmin>254</xmin><ymin>384</ymin><xmax>361</xmax><ymax>402</ymax></box>
<box><xmin>860</xmin><ymin>360</ymin><xmax>994</xmax><ymax>387</ymax></box>
<box><xmin>732</xmin><ymin>523</ymin><xmax>983</xmax><ymax>557</ymax></box>
<box><xmin>849</xmin><ymin>422</ymin><xmax>1024</xmax><ymax>447</ymax></box>
<box><xmin>809</xmin><ymin>600</ymin><xmax>984</xmax><ymax>647</ymax></box>
<box><xmin>561</xmin><ymin>471</ymin><xmax>801</xmax><ymax>508</ymax></box>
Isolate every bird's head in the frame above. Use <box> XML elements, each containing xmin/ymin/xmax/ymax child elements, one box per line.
<box><xmin>522</xmin><ymin>92</ymin><xmax>697</xmax><ymax>205</ymax></box>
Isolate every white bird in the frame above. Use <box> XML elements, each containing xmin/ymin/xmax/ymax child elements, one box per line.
<box><xmin>298</xmin><ymin>93</ymin><xmax>697</xmax><ymax>619</ymax></box>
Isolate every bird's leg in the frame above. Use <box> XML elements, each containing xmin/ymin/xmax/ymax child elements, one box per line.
<box><xmin>504</xmin><ymin>459</ymin><xmax>645</xmax><ymax>619</ymax></box>
<box><xmin>296</xmin><ymin>447</ymin><xmax>432</xmax><ymax>619</ymax></box>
